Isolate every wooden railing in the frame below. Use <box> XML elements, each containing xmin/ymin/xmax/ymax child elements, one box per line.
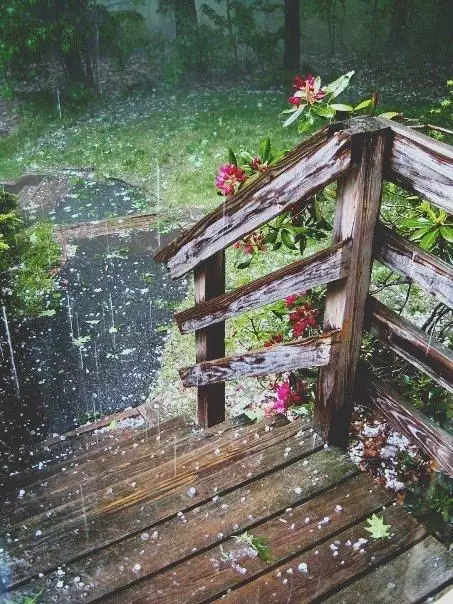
<box><xmin>155</xmin><ymin>116</ymin><xmax>453</xmax><ymax>476</ymax></box>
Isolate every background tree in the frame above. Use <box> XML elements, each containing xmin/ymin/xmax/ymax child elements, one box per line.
<box><xmin>283</xmin><ymin>0</ymin><xmax>300</xmax><ymax>73</ymax></box>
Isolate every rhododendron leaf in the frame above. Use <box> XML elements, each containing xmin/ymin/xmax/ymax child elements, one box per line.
<box><xmin>440</xmin><ymin>226</ymin><xmax>453</xmax><ymax>243</ymax></box>
<box><xmin>400</xmin><ymin>217</ymin><xmax>429</xmax><ymax>228</ymax></box>
<box><xmin>330</xmin><ymin>103</ymin><xmax>354</xmax><ymax>112</ymax></box>
<box><xmin>283</xmin><ymin>105</ymin><xmax>305</xmax><ymax>127</ymax></box>
<box><xmin>365</xmin><ymin>514</ymin><xmax>391</xmax><ymax>539</ymax></box>
<box><xmin>419</xmin><ymin>229</ymin><xmax>439</xmax><ymax>250</ymax></box>
<box><xmin>228</xmin><ymin>147</ymin><xmax>238</xmax><ymax>167</ymax></box>
<box><xmin>324</xmin><ymin>70</ymin><xmax>354</xmax><ymax>98</ymax></box>
<box><xmin>311</xmin><ymin>104</ymin><xmax>336</xmax><ymax>118</ymax></box>
<box><xmin>410</xmin><ymin>226</ymin><xmax>433</xmax><ymax>240</ymax></box>
<box><xmin>263</xmin><ymin>229</ymin><xmax>278</xmax><ymax>244</ymax></box>
<box><xmin>281</xmin><ymin>229</ymin><xmax>297</xmax><ymax>250</ymax></box>
<box><xmin>354</xmin><ymin>99</ymin><xmax>373</xmax><ymax>111</ymax></box>
<box><xmin>379</xmin><ymin>111</ymin><xmax>401</xmax><ymax>119</ymax></box>
<box><xmin>298</xmin><ymin>235</ymin><xmax>307</xmax><ymax>255</ymax></box>
<box><xmin>292</xmin><ymin>405</ymin><xmax>310</xmax><ymax>416</ymax></box>
<box><xmin>259</xmin><ymin>136</ymin><xmax>271</xmax><ymax>163</ymax></box>
<box><xmin>235</xmin><ymin>255</ymin><xmax>253</xmax><ymax>269</ymax></box>
<box><xmin>272</xmin><ymin>241</ymin><xmax>282</xmax><ymax>251</ymax></box>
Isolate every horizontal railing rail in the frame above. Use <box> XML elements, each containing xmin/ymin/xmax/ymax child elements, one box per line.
<box><xmin>155</xmin><ymin>116</ymin><xmax>453</xmax><ymax>475</ymax></box>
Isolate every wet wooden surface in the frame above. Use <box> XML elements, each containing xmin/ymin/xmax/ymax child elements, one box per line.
<box><xmin>3</xmin><ymin>414</ymin><xmax>451</xmax><ymax>603</ymax></box>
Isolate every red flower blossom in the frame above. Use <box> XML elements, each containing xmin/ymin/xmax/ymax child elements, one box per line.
<box><xmin>215</xmin><ymin>164</ymin><xmax>248</xmax><ymax>196</ymax></box>
<box><xmin>289</xmin><ymin>73</ymin><xmax>326</xmax><ymax>107</ymax></box>
<box><xmin>289</xmin><ymin>302</ymin><xmax>319</xmax><ymax>338</ymax></box>
<box><xmin>250</xmin><ymin>156</ymin><xmax>268</xmax><ymax>173</ymax></box>
<box><xmin>284</xmin><ymin>292</ymin><xmax>306</xmax><ymax>308</ymax></box>
<box><xmin>235</xmin><ymin>231</ymin><xmax>267</xmax><ymax>255</ymax></box>
<box><xmin>273</xmin><ymin>379</ymin><xmax>308</xmax><ymax>413</ymax></box>
<box><xmin>263</xmin><ymin>333</ymin><xmax>284</xmax><ymax>347</ymax></box>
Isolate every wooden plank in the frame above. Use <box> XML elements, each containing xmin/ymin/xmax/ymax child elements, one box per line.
<box><xmin>324</xmin><ymin>537</ymin><xmax>453</xmax><ymax>604</ymax></box>
<box><xmin>176</xmin><ymin>240</ymin><xmax>352</xmax><ymax>334</ymax></box>
<box><xmin>194</xmin><ymin>251</ymin><xmax>226</xmax><ymax>427</ymax></box>
<box><xmin>213</xmin><ymin>505</ymin><xmax>426</xmax><ymax>603</ymax></box>
<box><xmin>99</xmin><ymin>473</ymin><xmax>391</xmax><ymax>604</ymax></box>
<box><xmin>154</xmin><ymin>124</ymin><xmax>352</xmax><ymax>278</ymax></box>
<box><xmin>315</xmin><ymin>124</ymin><xmax>390</xmax><ymax>447</ymax></box>
<box><xmin>0</xmin><ymin>415</ymin><xmax>187</xmax><ymax>497</ymax></box>
<box><xmin>357</xmin><ymin>366</ymin><xmax>453</xmax><ymax>476</ymax></box>
<box><xmin>180</xmin><ymin>331</ymin><xmax>340</xmax><ymax>387</ymax></box>
<box><xmin>367</xmin><ymin>296</ymin><xmax>453</xmax><ymax>392</ymax></box>
<box><xmin>378</xmin><ymin>117</ymin><xmax>453</xmax><ymax>213</ymax></box>
<box><xmin>10</xmin><ymin>447</ymin><xmax>357</xmax><ymax>601</ymax></box>
<box><xmin>0</xmin><ymin>415</ymin><xmax>259</xmax><ymax>526</ymax></box>
<box><xmin>375</xmin><ymin>223</ymin><xmax>453</xmax><ymax>309</ymax></box>
<box><xmin>5</xmin><ymin>418</ymin><xmax>323</xmax><ymax>586</ymax></box>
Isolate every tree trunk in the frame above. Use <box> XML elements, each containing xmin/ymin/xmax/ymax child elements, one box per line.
<box><xmin>388</xmin><ymin>0</ymin><xmax>408</xmax><ymax>49</ymax></box>
<box><xmin>174</xmin><ymin>0</ymin><xmax>198</xmax><ymax>38</ymax></box>
<box><xmin>283</xmin><ymin>0</ymin><xmax>300</xmax><ymax>73</ymax></box>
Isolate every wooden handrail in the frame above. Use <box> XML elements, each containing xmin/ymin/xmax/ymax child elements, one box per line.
<box><xmin>155</xmin><ymin>122</ymin><xmax>353</xmax><ymax>278</ymax></box>
<box><xmin>374</xmin><ymin>223</ymin><xmax>453</xmax><ymax>309</ymax></box>
<box><xmin>357</xmin><ymin>365</ymin><xmax>453</xmax><ymax>477</ymax></box>
<box><xmin>379</xmin><ymin>117</ymin><xmax>453</xmax><ymax>213</ymax></box>
<box><xmin>367</xmin><ymin>296</ymin><xmax>453</xmax><ymax>392</ymax></box>
<box><xmin>180</xmin><ymin>330</ymin><xmax>340</xmax><ymax>387</ymax></box>
<box><xmin>176</xmin><ymin>240</ymin><xmax>352</xmax><ymax>334</ymax></box>
<box><xmin>154</xmin><ymin>116</ymin><xmax>453</xmax><ymax>462</ymax></box>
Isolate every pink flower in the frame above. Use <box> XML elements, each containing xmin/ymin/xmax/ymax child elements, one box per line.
<box><xmin>250</xmin><ymin>156</ymin><xmax>268</xmax><ymax>173</ymax></box>
<box><xmin>215</xmin><ymin>164</ymin><xmax>248</xmax><ymax>196</ymax></box>
<box><xmin>289</xmin><ymin>302</ymin><xmax>319</xmax><ymax>338</ymax></box>
<box><xmin>273</xmin><ymin>380</ymin><xmax>307</xmax><ymax>413</ymax></box>
<box><xmin>289</xmin><ymin>73</ymin><xmax>326</xmax><ymax>107</ymax></box>
<box><xmin>284</xmin><ymin>294</ymin><xmax>299</xmax><ymax>308</ymax></box>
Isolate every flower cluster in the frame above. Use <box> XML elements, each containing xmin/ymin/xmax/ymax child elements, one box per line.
<box><xmin>215</xmin><ymin>164</ymin><xmax>248</xmax><ymax>196</ymax></box>
<box><xmin>274</xmin><ymin>380</ymin><xmax>308</xmax><ymax>413</ymax></box>
<box><xmin>233</xmin><ymin>231</ymin><xmax>267</xmax><ymax>255</ymax></box>
<box><xmin>289</xmin><ymin>74</ymin><xmax>326</xmax><ymax>107</ymax></box>
<box><xmin>250</xmin><ymin>156</ymin><xmax>268</xmax><ymax>173</ymax></box>
<box><xmin>289</xmin><ymin>302</ymin><xmax>319</xmax><ymax>338</ymax></box>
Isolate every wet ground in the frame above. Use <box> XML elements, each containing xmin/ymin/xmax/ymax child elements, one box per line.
<box><xmin>0</xmin><ymin>177</ymin><xmax>186</xmax><ymax>455</ymax></box>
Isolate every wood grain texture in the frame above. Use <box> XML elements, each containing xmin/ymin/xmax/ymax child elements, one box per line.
<box><xmin>357</xmin><ymin>366</ymin><xmax>453</xmax><ymax>476</ymax></box>
<box><xmin>194</xmin><ymin>251</ymin><xmax>226</xmax><ymax>427</ymax></box>
<box><xmin>217</xmin><ymin>505</ymin><xmax>426</xmax><ymax>604</ymax></box>
<box><xmin>155</xmin><ymin>124</ymin><xmax>352</xmax><ymax>278</ymax></box>
<box><xmin>180</xmin><ymin>330</ymin><xmax>340</xmax><ymax>387</ymax></box>
<box><xmin>100</xmin><ymin>474</ymin><xmax>391</xmax><ymax>604</ymax></box>
<box><xmin>10</xmin><ymin>446</ymin><xmax>355</xmax><ymax>602</ymax></box>
<box><xmin>315</xmin><ymin>126</ymin><xmax>390</xmax><ymax>447</ymax></box>
<box><xmin>375</xmin><ymin>223</ymin><xmax>453</xmax><ymax>309</ymax></box>
<box><xmin>378</xmin><ymin>117</ymin><xmax>453</xmax><ymax>213</ymax></box>
<box><xmin>176</xmin><ymin>240</ymin><xmax>352</xmax><ymax>334</ymax></box>
<box><xmin>5</xmin><ymin>418</ymin><xmax>322</xmax><ymax>587</ymax></box>
<box><xmin>367</xmin><ymin>296</ymin><xmax>453</xmax><ymax>392</ymax></box>
<box><xmin>324</xmin><ymin>537</ymin><xmax>453</xmax><ymax>604</ymax></box>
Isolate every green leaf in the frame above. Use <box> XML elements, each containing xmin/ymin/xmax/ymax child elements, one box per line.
<box><xmin>330</xmin><ymin>103</ymin><xmax>354</xmax><ymax>112</ymax></box>
<box><xmin>364</xmin><ymin>514</ymin><xmax>392</xmax><ymax>539</ymax></box>
<box><xmin>354</xmin><ymin>99</ymin><xmax>373</xmax><ymax>111</ymax></box>
<box><xmin>281</xmin><ymin>229</ymin><xmax>297</xmax><ymax>250</ymax></box>
<box><xmin>440</xmin><ymin>226</ymin><xmax>453</xmax><ymax>243</ymax></box>
<box><xmin>419</xmin><ymin>229</ymin><xmax>439</xmax><ymax>250</ymax></box>
<box><xmin>324</xmin><ymin>70</ymin><xmax>355</xmax><ymax>99</ymax></box>
<box><xmin>263</xmin><ymin>229</ymin><xmax>278</xmax><ymax>244</ymax></box>
<box><xmin>379</xmin><ymin>111</ymin><xmax>401</xmax><ymax>120</ymax></box>
<box><xmin>311</xmin><ymin>104</ymin><xmax>336</xmax><ymax>119</ymax></box>
<box><xmin>259</xmin><ymin>136</ymin><xmax>271</xmax><ymax>162</ymax></box>
<box><xmin>283</xmin><ymin>105</ymin><xmax>305</xmax><ymax>127</ymax></box>
<box><xmin>400</xmin><ymin>218</ymin><xmax>430</xmax><ymax>228</ymax></box>
<box><xmin>39</xmin><ymin>309</ymin><xmax>57</xmax><ymax>317</ymax></box>
<box><xmin>410</xmin><ymin>226</ymin><xmax>434</xmax><ymax>240</ymax></box>
<box><xmin>298</xmin><ymin>235</ymin><xmax>307</xmax><ymax>255</ymax></box>
<box><xmin>233</xmin><ymin>532</ymin><xmax>271</xmax><ymax>562</ymax></box>
<box><xmin>235</xmin><ymin>255</ymin><xmax>253</xmax><ymax>269</ymax></box>
<box><xmin>228</xmin><ymin>146</ymin><xmax>237</xmax><ymax>166</ymax></box>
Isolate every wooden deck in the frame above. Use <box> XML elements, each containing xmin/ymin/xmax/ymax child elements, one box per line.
<box><xmin>1</xmin><ymin>414</ymin><xmax>451</xmax><ymax>603</ymax></box>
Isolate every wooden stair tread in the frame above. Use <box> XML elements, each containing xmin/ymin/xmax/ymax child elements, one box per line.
<box><xmin>4</xmin><ymin>416</ymin><xmax>451</xmax><ymax>604</ymax></box>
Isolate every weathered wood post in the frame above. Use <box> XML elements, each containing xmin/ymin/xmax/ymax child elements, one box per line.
<box><xmin>315</xmin><ymin>119</ymin><xmax>390</xmax><ymax>448</ymax></box>
<box><xmin>194</xmin><ymin>251</ymin><xmax>226</xmax><ymax>427</ymax></box>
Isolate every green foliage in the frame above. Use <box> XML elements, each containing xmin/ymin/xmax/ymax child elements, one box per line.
<box><xmin>364</xmin><ymin>514</ymin><xmax>392</xmax><ymax>539</ymax></box>
<box><xmin>11</xmin><ymin>222</ymin><xmax>61</xmax><ymax>316</ymax></box>
<box><xmin>233</xmin><ymin>531</ymin><xmax>271</xmax><ymax>562</ymax></box>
